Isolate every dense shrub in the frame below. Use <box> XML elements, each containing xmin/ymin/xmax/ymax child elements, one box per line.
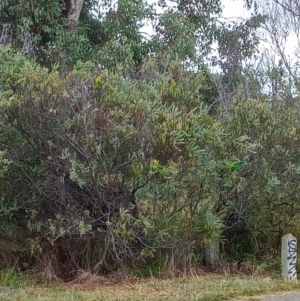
<box><xmin>1</xmin><ymin>44</ymin><xmax>300</xmax><ymax>279</ymax></box>
<box><xmin>0</xmin><ymin>45</ymin><xmax>224</xmax><ymax>279</ymax></box>
<box><xmin>220</xmin><ymin>99</ymin><xmax>300</xmax><ymax>254</ymax></box>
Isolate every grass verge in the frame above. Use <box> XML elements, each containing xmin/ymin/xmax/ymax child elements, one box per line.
<box><xmin>1</xmin><ymin>272</ymin><xmax>300</xmax><ymax>301</ymax></box>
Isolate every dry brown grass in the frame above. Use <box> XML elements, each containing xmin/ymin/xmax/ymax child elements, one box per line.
<box><xmin>1</xmin><ymin>265</ymin><xmax>300</xmax><ymax>301</ymax></box>
<box><xmin>2</xmin><ymin>275</ymin><xmax>298</xmax><ymax>301</ymax></box>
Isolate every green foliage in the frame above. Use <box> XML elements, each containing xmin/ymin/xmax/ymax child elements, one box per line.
<box><xmin>219</xmin><ymin>99</ymin><xmax>300</xmax><ymax>254</ymax></box>
<box><xmin>1</xmin><ymin>0</ymin><xmax>297</xmax><ymax>280</ymax></box>
<box><xmin>44</xmin><ymin>27</ymin><xmax>95</xmax><ymax>68</ymax></box>
<box><xmin>0</xmin><ymin>0</ymin><xmax>64</xmax><ymax>46</ymax></box>
<box><xmin>0</xmin><ymin>45</ymin><xmax>224</xmax><ymax>278</ymax></box>
<box><xmin>0</xmin><ymin>0</ymin><xmax>230</xmax><ymax>71</ymax></box>
<box><xmin>230</xmin><ymin>161</ymin><xmax>244</xmax><ymax>172</ymax></box>
<box><xmin>0</xmin><ymin>269</ymin><xmax>29</xmax><ymax>288</ymax></box>
<box><xmin>2</xmin><ymin>41</ymin><xmax>300</xmax><ymax>276</ymax></box>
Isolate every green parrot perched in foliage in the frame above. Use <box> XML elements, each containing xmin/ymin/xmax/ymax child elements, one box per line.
<box><xmin>230</xmin><ymin>160</ymin><xmax>244</xmax><ymax>172</ymax></box>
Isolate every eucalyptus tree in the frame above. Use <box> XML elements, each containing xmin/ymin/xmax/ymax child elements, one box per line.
<box><xmin>0</xmin><ymin>0</ymin><xmax>261</xmax><ymax>69</ymax></box>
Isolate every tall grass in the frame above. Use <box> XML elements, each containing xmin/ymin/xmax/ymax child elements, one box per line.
<box><xmin>0</xmin><ymin>269</ymin><xmax>34</xmax><ymax>288</ymax></box>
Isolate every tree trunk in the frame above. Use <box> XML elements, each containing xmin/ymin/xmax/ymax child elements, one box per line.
<box><xmin>65</xmin><ymin>0</ymin><xmax>85</xmax><ymax>30</ymax></box>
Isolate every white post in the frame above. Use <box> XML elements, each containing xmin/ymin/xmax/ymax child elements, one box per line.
<box><xmin>282</xmin><ymin>233</ymin><xmax>297</xmax><ymax>281</ymax></box>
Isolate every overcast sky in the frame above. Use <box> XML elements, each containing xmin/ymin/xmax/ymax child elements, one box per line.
<box><xmin>222</xmin><ymin>0</ymin><xmax>298</xmax><ymax>59</ymax></box>
<box><xmin>221</xmin><ymin>0</ymin><xmax>251</xmax><ymax>19</ymax></box>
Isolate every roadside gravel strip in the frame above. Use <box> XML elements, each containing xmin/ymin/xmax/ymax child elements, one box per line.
<box><xmin>234</xmin><ymin>291</ymin><xmax>300</xmax><ymax>301</ymax></box>
<box><xmin>262</xmin><ymin>292</ymin><xmax>300</xmax><ymax>301</ymax></box>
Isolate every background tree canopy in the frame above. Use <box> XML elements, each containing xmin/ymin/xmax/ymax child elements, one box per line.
<box><xmin>0</xmin><ymin>0</ymin><xmax>300</xmax><ymax>280</ymax></box>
